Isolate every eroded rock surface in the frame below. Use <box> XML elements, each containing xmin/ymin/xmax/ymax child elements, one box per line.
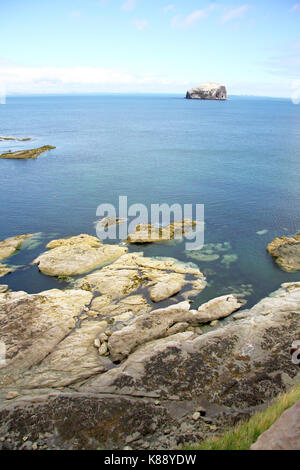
<box><xmin>107</xmin><ymin>296</ymin><xmax>243</xmax><ymax>361</ymax></box>
<box><xmin>267</xmin><ymin>232</ymin><xmax>300</xmax><ymax>271</ymax></box>
<box><xmin>0</xmin><ymin>281</ymin><xmax>299</xmax><ymax>450</ymax></box>
<box><xmin>33</xmin><ymin>234</ymin><xmax>127</xmax><ymax>276</ymax></box>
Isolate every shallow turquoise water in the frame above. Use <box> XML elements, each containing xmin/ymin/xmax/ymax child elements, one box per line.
<box><xmin>0</xmin><ymin>94</ymin><xmax>300</xmax><ymax>307</ymax></box>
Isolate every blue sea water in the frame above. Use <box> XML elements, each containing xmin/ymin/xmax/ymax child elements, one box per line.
<box><xmin>0</xmin><ymin>94</ymin><xmax>300</xmax><ymax>308</ymax></box>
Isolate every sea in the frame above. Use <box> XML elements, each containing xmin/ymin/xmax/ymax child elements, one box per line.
<box><xmin>1</xmin><ymin>93</ymin><xmax>300</xmax><ymax>308</ymax></box>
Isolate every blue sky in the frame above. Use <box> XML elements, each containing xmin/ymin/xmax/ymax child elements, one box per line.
<box><xmin>0</xmin><ymin>0</ymin><xmax>299</xmax><ymax>96</ymax></box>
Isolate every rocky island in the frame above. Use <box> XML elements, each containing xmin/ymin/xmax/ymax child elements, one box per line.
<box><xmin>0</xmin><ymin>145</ymin><xmax>56</xmax><ymax>160</ymax></box>
<box><xmin>186</xmin><ymin>82</ymin><xmax>227</xmax><ymax>100</ymax></box>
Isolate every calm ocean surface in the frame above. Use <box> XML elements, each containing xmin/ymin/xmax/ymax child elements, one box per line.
<box><xmin>1</xmin><ymin>94</ymin><xmax>300</xmax><ymax>308</ymax></box>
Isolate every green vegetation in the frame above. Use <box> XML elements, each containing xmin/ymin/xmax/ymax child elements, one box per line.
<box><xmin>183</xmin><ymin>383</ymin><xmax>300</xmax><ymax>450</ymax></box>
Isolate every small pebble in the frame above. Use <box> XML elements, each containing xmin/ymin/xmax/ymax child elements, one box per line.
<box><xmin>105</xmin><ymin>330</ymin><xmax>112</xmax><ymax>336</ymax></box>
<box><xmin>99</xmin><ymin>333</ymin><xmax>108</xmax><ymax>343</ymax></box>
<box><xmin>210</xmin><ymin>320</ymin><xmax>219</xmax><ymax>327</ymax></box>
<box><xmin>192</xmin><ymin>412</ymin><xmax>201</xmax><ymax>421</ymax></box>
<box><xmin>94</xmin><ymin>338</ymin><xmax>100</xmax><ymax>348</ymax></box>
<box><xmin>99</xmin><ymin>343</ymin><xmax>108</xmax><ymax>356</ymax></box>
<box><xmin>5</xmin><ymin>391</ymin><xmax>19</xmax><ymax>400</ymax></box>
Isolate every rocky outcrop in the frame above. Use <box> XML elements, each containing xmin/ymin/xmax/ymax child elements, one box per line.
<box><xmin>251</xmin><ymin>400</ymin><xmax>300</xmax><ymax>450</ymax></box>
<box><xmin>0</xmin><ymin>234</ymin><xmax>34</xmax><ymax>278</ymax></box>
<box><xmin>0</xmin><ymin>281</ymin><xmax>299</xmax><ymax>450</ymax></box>
<box><xmin>75</xmin><ymin>252</ymin><xmax>206</xmax><ymax>302</ymax></box>
<box><xmin>0</xmin><ymin>264</ymin><xmax>13</xmax><ymax>278</ymax></box>
<box><xmin>0</xmin><ymin>136</ymin><xmax>31</xmax><ymax>142</ymax></box>
<box><xmin>107</xmin><ymin>296</ymin><xmax>243</xmax><ymax>362</ymax></box>
<box><xmin>33</xmin><ymin>234</ymin><xmax>128</xmax><ymax>276</ymax></box>
<box><xmin>186</xmin><ymin>82</ymin><xmax>227</xmax><ymax>100</ymax></box>
<box><xmin>267</xmin><ymin>232</ymin><xmax>300</xmax><ymax>271</ymax></box>
<box><xmin>127</xmin><ymin>219</ymin><xmax>197</xmax><ymax>244</ymax></box>
<box><xmin>0</xmin><ymin>234</ymin><xmax>33</xmax><ymax>261</ymax></box>
<box><xmin>0</xmin><ymin>145</ymin><xmax>55</xmax><ymax>159</ymax></box>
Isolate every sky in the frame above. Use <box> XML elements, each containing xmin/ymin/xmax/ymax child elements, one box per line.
<box><xmin>0</xmin><ymin>0</ymin><xmax>299</xmax><ymax>97</ymax></box>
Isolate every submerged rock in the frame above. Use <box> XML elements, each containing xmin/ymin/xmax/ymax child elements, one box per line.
<box><xmin>33</xmin><ymin>234</ymin><xmax>127</xmax><ymax>276</ymax></box>
<box><xmin>0</xmin><ymin>264</ymin><xmax>13</xmax><ymax>278</ymax></box>
<box><xmin>186</xmin><ymin>82</ymin><xmax>227</xmax><ymax>100</ymax></box>
<box><xmin>267</xmin><ymin>232</ymin><xmax>300</xmax><ymax>271</ymax></box>
<box><xmin>0</xmin><ymin>145</ymin><xmax>56</xmax><ymax>159</ymax></box>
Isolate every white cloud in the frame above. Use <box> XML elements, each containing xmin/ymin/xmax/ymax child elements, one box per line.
<box><xmin>162</xmin><ymin>4</ymin><xmax>175</xmax><ymax>13</ymax></box>
<box><xmin>70</xmin><ymin>10</ymin><xmax>81</xmax><ymax>18</ymax></box>
<box><xmin>121</xmin><ymin>0</ymin><xmax>136</xmax><ymax>11</ymax></box>
<box><xmin>290</xmin><ymin>3</ymin><xmax>300</xmax><ymax>11</ymax></box>
<box><xmin>172</xmin><ymin>4</ymin><xmax>217</xmax><ymax>29</ymax></box>
<box><xmin>133</xmin><ymin>19</ymin><xmax>148</xmax><ymax>30</ymax></box>
<box><xmin>221</xmin><ymin>5</ymin><xmax>249</xmax><ymax>23</ymax></box>
<box><xmin>0</xmin><ymin>61</ymin><xmax>191</xmax><ymax>94</ymax></box>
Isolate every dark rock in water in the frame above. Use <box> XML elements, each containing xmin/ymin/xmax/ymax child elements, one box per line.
<box><xmin>186</xmin><ymin>82</ymin><xmax>227</xmax><ymax>100</ymax></box>
<box><xmin>0</xmin><ymin>145</ymin><xmax>56</xmax><ymax>159</ymax></box>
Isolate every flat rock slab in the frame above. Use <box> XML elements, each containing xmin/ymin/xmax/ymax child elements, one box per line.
<box><xmin>33</xmin><ymin>234</ymin><xmax>128</xmax><ymax>276</ymax></box>
<box><xmin>0</xmin><ymin>145</ymin><xmax>55</xmax><ymax>159</ymax></box>
<box><xmin>251</xmin><ymin>400</ymin><xmax>300</xmax><ymax>450</ymax></box>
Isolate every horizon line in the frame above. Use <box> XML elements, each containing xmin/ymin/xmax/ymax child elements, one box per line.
<box><xmin>3</xmin><ymin>92</ymin><xmax>291</xmax><ymax>100</ymax></box>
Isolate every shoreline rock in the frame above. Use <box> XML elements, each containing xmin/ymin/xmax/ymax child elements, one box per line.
<box><xmin>0</xmin><ymin>145</ymin><xmax>56</xmax><ymax>159</ymax></box>
<box><xmin>186</xmin><ymin>82</ymin><xmax>227</xmax><ymax>100</ymax></box>
<box><xmin>0</xmin><ymin>280</ymin><xmax>299</xmax><ymax>449</ymax></box>
<box><xmin>127</xmin><ymin>219</ymin><xmax>198</xmax><ymax>244</ymax></box>
<box><xmin>0</xmin><ymin>136</ymin><xmax>31</xmax><ymax>142</ymax></box>
<box><xmin>267</xmin><ymin>232</ymin><xmax>300</xmax><ymax>271</ymax></box>
<box><xmin>33</xmin><ymin>234</ymin><xmax>128</xmax><ymax>276</ymax></box>
<box><xmin>0</xmin><ymin>234</ymin><xmax>34</xmax><ymax>261</ymax></box>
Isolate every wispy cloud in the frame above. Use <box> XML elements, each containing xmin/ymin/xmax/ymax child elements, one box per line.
<box><xmin>162</xmin><ymin>4</ymin><xmax>175</xmax><ymax>14</ymax></box>
<box><xmin>172</xmin><ymin>4</ymin><xmax>217</xmax><ymax>29</ymax></box>
<box><xmin>121</xmin><ymin>0</ymin><xmax>136</xmax><ymax>11</ymax></box>
<box><xmin>133</xmin><ymin>19</ymin><xmax>148</xmax><ymax>30</ymax></box>
<box><xmin>70</xmin><ymin>10</ymin><xmax>81</xmax><ymax>18</ymax></box>
<box><xmin>221</xmin><ymin>5</ymin><xmax>249</xmax><ymax>23</ymax></box>
<box><xmin>290</xmin><ymin>3</ymin><xmax>300</xmax><ymax>11</ymax></box>
<box><xmin>0</xmin><ymin>61</ymin><xmax>191</xmax><ymax>94</ymax></box>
